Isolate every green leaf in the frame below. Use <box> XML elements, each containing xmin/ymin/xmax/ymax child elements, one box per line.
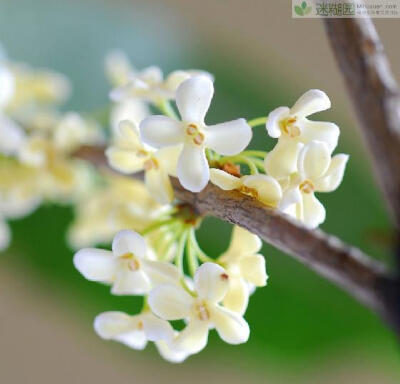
<box><xmin>301</xmin><ymin>1</ymin><xmax>307</xmax><ymax>9</ymax></box>
<box><xmin>294</xmin><ymin>5</ymin><xmax>304</xmax><ymax>16</ymax></box>
<box><xmin>304</xmin><ymin>5</ymin><xmax>312</xmax><ymax>14</ymax></box>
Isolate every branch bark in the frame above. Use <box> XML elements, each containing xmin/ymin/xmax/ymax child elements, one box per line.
<box><xmin>74</xmin><ymin>146</ymin><xmax>393</xmax><ymax>321</ymax></box>
<box><xmin>324</xmin><ymin>18</ymin><xmax>400</xmax><ymax>228</ymax></box>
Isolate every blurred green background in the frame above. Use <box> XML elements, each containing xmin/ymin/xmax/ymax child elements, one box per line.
<box><xmin>0</xmin><ymin>0</ymin><xmax>399</xmax><ymax>382</ymax></box>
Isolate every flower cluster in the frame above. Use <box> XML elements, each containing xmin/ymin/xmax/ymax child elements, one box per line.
<box><xmin>0</xmin><ymin>45</ymin><xmax>348</xmax><ymax>361</ymax></box>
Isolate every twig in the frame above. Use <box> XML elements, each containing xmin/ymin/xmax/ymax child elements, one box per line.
<box><xmin>74</xmin><ymin>145</ymin><xmax>394</xmax><ymax>322</ymax></box>
<box><xmin>324</xmin><ymin>18</ymin><xmax>400</xmax><ymax>228</ymax></box>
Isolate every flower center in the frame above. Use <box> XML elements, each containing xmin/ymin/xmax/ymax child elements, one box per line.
<box><xmin>239</xmin><ymin>185</ymin><xmax>259</xmax><ymax>199</ymax></box>
<box><xmin>185</xmin><ymin>123</ymin><xmax>205</xmax><ymax>146</ymax></box>
<box><xmin>143</xmin><ymin>156</ymin><xmax>159</xmax><ymax>171</ymax></box>
<box><xmin>120</xmin><ymin>252</ymin><xmax>141</xmax><ymax>271</ymax></box>
<box><xmin>281</xmin><ymin>117</ymin><xmax>301</xmax><ymax>138</ymax></box>
<box><xmin>299</xmin><ymin>179</ymin><xmax>315</xmax><ymax>194</ymax></box>
<box><xmin>194</xmin><ymin>301</ymin><xmax>210</xmax><ymax>321</ymax></box>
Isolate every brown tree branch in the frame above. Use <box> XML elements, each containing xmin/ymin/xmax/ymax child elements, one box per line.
<box><xmin>324</xmin><ymin>18</ymin><xmax>400</xmax><ymax>228</ymax></box>
<box><xmin>74</xmin><ymin>146</ymin><xmax>394</xmax><ymax>322</ymax></box>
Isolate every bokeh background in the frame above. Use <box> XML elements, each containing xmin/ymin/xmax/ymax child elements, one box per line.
<box><xmin>0</xmin><ymin>0</ymin><xmax>399</xmax><ymax>382</ymax></box>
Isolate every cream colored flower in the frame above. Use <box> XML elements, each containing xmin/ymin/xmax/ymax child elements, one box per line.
<box><xmin>264</xmin><ymin>89</ymin><xmax>340</xmax><ymax>180</ymax></box>
<box><xmin>140</xmin><ymin>76</ymin><xmax>252</xmax><ymax>192</ymax></box>
<box><xmin>74</xmin><ymin>230</ymin><xmax>180</xmax><ymax>295</ymax></box>
<box><xmin>210</xmin><ymin>168</ymin><xmax>282</xmax><ymax>207</ymax></box>
<box><xmin>106</xmin><ymin>120</ymin><xmax>180</xmax><ymax>204</ymax></box>
<box><xmin>110</xmin><ymin>62</ymin><xmax>212</xmax><ymax>105</ymax></box>
<box><xmin>280</xmin><ymin>140</ymin><xmax>349</xmax><ymax>229</ymax></box>
<box><xmin>68</xmin><ymin>174</ymin><xmax>163</xmax><ymax>249</ymax></box>
<box><xmin>149</xmin><ymin>262</ymin><xmax>250</xmax><ymax>354</ymax></box>
<box><xmin>218</xmin><ymin>226</ymin><xmax>267</xmax><ymax>315</ymax></box>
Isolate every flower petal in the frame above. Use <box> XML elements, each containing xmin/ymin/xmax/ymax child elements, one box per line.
<box><xmin>264</xmin><ymin>137</ymin><xmax>303</xmax><ymax>179</ymax></box>
<box><xmin>239</xmin><ymin>254</ymin><xmax>267</xmax><ymax>286</ymax></box>
<box><xmin>112</xmin><ymin>230</ymin><xmax>147</xmax><ymax>258</ymax></box>
<box><xmin>73</xmin><ymin>248</ymin><xmax>116</xmax><ymax>282</ymax></box>
<box><xmin>300</xmin><ymin>120</ymin><xmax>340</xmax><ymax>152</ymax></box>
<box><xmin>176</xmin><ymin>76</ymin><xmax>213</xmax><ymax>123</ymax></box>
<box><xmin>155</xmin><ymin>339</ymin><xmax>190</xmax><ymax>363</ymax></box>
<box><xmin>106</xmin><ymin>147</ymin><xmax>145</xmax><ymax>174</ymax></box>
<box><xmin>142</xmin><ymin>312</ymin><xmax>174</xmax><ymax>342</ymax></box>
<box><xmin>115</xmin><ymin>120</ymin><xmax>143</xmax><ymax>149</ymax></box>
<box><xmin>172</xmin><ymin>319</ymin><xmax>209</xmax><ymax>354</ymax></box>
<box><xmin>94</xmin><ymin>312</ymin><xmax>147</xmax><ymax>350</ymax></box>
<box><xmin>140</xmin><ymin>115</ymin><xmax>183</xmax><ymax>149</ymax></box>
<box><xmin>155</xmin><ymin>145</ymin><xmax>181</xmax><ymax>176</ymax></box>
<box><xmin>138</xmin><ymin>66</ymin><xmax>163</xmax><ymax>85</ymax></box>
<box><xmin>222</xmin><ymin>277</ymin><xmax>249</xmax><ymax>315</ymax></box>
<box><xmin>177</xmin><ymin>144</ymin><xmax>209</xmax><ymax>192</ymax></box>
<box><xmin>145</xmin><ymin>168</ymin><xmax>174</xmax><ymax>204</ymax></box>
<box><xmin>141</xmin><ymin>259</ymin><xmax>180</xmax><ymax>286</ymax></box>
<box><xmin>0</xmin><ymin>115</ymin><xmax>25</xmax><ymax>156</ymax></box>
<box><xmin>220</xmin><ymin>226</ymin><xmax>262</xmax><ymax>262</ymax></box>
<box><xmin>297</xmin><ymin>141</ymin><xmax>331</xmax><ymax>180</ymax></box>
<box><xmin>0</xmin><ymin>64</ymin><xmax>14</xmax><ymax>107</ymax></box>
<box><xmin>111</xmin><ymin>269</ymin><xmax>151</xmax><ymax>295</ymax></box>
<box><xmin>210</xmin><ymin>169</ymin><xmax>242</xmax><ymax>190</ymax></box>
<box><xmin>279</xmin><ymin>186</ymin><xmax>302</xmax><ymax>211</ymax></box>
<box><xmin>242</xmin><ymin>174</ymin><xmax>282</xmax><ymax>207</ymax></box>
<box><xmin>302</xmin><ymin>193</ymin><xmax>326</xmax><ymax>229</ymax></box>
<box><xmin>210</xmin><ymin>305</ymin><xmax>250</xmax><ymax>344</ymax></box>
<box><xmin>194</xmin><ymin>262</ymin><xmax>230</xmax><ymax>303</ymax></box>
<box><xmin>266</xmin><ymin>106</ymin><xmax>290</xmax><ymax>138</ymax></box>
<box><xmin>290</xmin><ymin>89</ymin><xmax>331</xmax><ymax>118</ymax></box>
<box><xmin>148</xmin><ymin>283</ymin><xmax>193</xmax><ymax>320</ymax></box>
<box><xmin>315</xmin><ymin>154</ymin><xmax>349</xmax><ymax>192</ymax></box>
<box><xmin>205</xmin><ymin>119</ymin><xmax>252</xmax><ymax>156</ymax></box>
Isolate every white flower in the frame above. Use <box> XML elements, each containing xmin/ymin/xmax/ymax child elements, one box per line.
<box><xmin>218</xmin><ymin>226</ymin><xmax>267</xmax><ymax>315</ymax></box>
<box><xmin>110</xmin><ymin>63</ymin><xmax>212</xmax><ymax>105</ymax></box>
<box><xmin>210</xmin><ymin>168</ymin><xmax>282</xmax><ymax>207</ymax></box>
<box><xmin>106</xmin><ymin>120</ymin><xmax>180</xmax><ymax>204</ymax></box>
<box><xmin>0</xmin><ymin>62</ymin><xmax>15</xmax><ymax>107</ymax></box>
<box><xmin>264</xmin><ymin>89</ymin><xmax>340</xmax><ymax>179</ymax></box>
<box><xmin>140</xmin><ymin>76</ymin><xmax>252</xmax><ymax>192</ymax></box>
<box><xmin>94</xmin><ymin>310</ymin><xmax>189</xmax><ymax>363</ymax></box>
<box><xmin>74</xmin><ymin>230</ymin><xmax>180</xmax><ymax>295</ymax></box>
<box><xmin>280</xmin><ymin>140</ymin><xmax>349</xmax><ymax>229</ymax></box>
<box><xmin>104</xmin><ymin>50</ymin><xmax>133</xmax><ymax>87</ymax></box>
<box><xmin>148</xmin><ymin>262</ymin><xmax>250</xmax><ymax>355</ymax></box>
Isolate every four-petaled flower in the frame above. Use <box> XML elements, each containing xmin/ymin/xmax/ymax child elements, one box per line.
<box><xmin>140</xmin><ymin>76</ymin><xmax>252</xmax><ymax>192</ymax></box>
<box><xmin>210</xmin><ymin>168</ymin><xmax>282</xmax><ymax>207</ymax></box>
<box><xmin>218</xmin><ymin>226</ymin><xmax>267</xmax><ymax>314</ymax></box>
<box><xmin>74</xmin><ymin>230</ymin><xmax>180</xmax><ymax>295</ymax></box>
<box><xmin>280</xmin><ymin>140</ymin><xmax>349</xmax><ymax>229</ymax></box>
<box><xmin>106</xmin><ymin>120</ymin><xmax>180</xmax><ymax>204</ymax></box>
<box><xmin>94</xmin><ymin>310</ymin><xmax>189</xmax><ymax>363</ymax></box>
<box><xmin>264</xmin><ymin>89</ymin><xmax>340</xmax><ymax>180</ymax></box>
<box><xmin>148</xmin><ymin>262</ymin><xmax>250</xmax><ymax>355</ymax></box>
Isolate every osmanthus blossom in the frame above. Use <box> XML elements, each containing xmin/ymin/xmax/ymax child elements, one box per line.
<box><xmin>218</xmin><ymin>226</ymin><xmax>267</xmax><ymax>315</ymax></box>
<box><xmin>106</xmin><ymin>120</ymin><xmax>180</xmax><ymax>204</ymax></box>
<box><xmin>110</xmin><ymin>60</ymin><xmax>213</xmax><ymax>105</ymax></box>
<box><xmin>148</xmin><ymin>262</ymin><xmax>250</xmax><ymax>355</ymax></box>
<box><xmin>140</xmin><ymin>76</ymin><xmax>252</xmax><ymax>192</ymax></box>
<box><xmin>74</xmin><ymin>230</ymin><xmax>180</xmax><ymax>295</ymax></box>
<box><xmin>264</xmin><ymin>89</ymin><xmax>340</xmax><ymax>180</ymax></box>
<box><xmin>68</xmin><ymin>174</ymin><xmax>163</xmax><ymax>249</ymax></box>
<box><xmin>280</xmin><ymin>140</ymin><xmax>349</xmax><ymax>229</ymax></box>
<box><xmin>210</xmin><ymin>168</ymin><xmax>282</xmax><ymax>207</ymax></box>
<box><xmin>94</xmin><ymin>311</ymin><xmax>189</xmax><ymax>363</ymax></box>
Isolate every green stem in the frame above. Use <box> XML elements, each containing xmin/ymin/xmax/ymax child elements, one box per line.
<box><xmin>241</xmin><ymin>150</ymin><xmax>267</xmax><ymax>159</ymax></box>
<box><xmin>247</xmin><ymin>117</ymin><xmax>267</xmax><ymax>128</ymax></box>
<box><xmin>157</xmin><ymin>100</ymin><xmax>178</xmax><ymax>119</ymax></box>
<box><xmin>190</xmin><ymin>228</ymin><xmax>218</xmax><ymax>264</ymax></box>
<box><xmin>141</xmin><ymin>218</ymin><xmax>178</xmax><ymax>236</ymax></box>
<box><xmin>221</xmin><ymin>155</ymin><xmax>258</xmax><ymax>174</ymax></box>
<box><xmin>175</xmin><ymin>230</ymin><xmax>189</xmax><ymax>274</ymax></box>
<box><xmin>186</xmin><ymin>231</ymin><xmax>199</xmax><ymax>277</ymax></box>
